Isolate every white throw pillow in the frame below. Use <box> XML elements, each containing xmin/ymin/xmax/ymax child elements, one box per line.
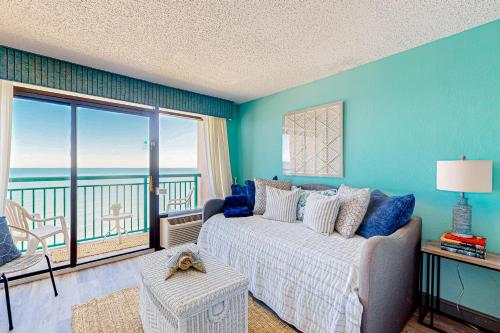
<box><xmin>263</xmin><ymin>186</ymin><xmax>300</xmax><ymax>223</ymax></box>
<box><xmin>254</xmin><ymin>178</ymin><xmax>292</xmax><ymax>214</ymax></box>
<box><xmin>303</xmin><ymin>193</ymin><xmax>341</xmax><ymax>235</ymax></box>
<box><xmin>335</xmin><ymin>184</ymin><xmax>370</xmax><ymax>238</ymax></box>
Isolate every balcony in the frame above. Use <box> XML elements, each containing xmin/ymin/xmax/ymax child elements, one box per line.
<box><xmin>7</xmin><ymin>173</ymin><xmax>200</xmax><ymax>263</ymax></box>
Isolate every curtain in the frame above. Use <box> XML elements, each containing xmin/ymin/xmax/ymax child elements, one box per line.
<box><xmin>205</xmin><ymin>116</ymin><xmax>232</xmax><ymax>198</ymax></box>
<box><xmin>197</xmin><ymin>119</ymin><xmax>212</xmax><ymax>204</ymax></box>
<box><xmin>0</xmin><ymin>80</ymin><xmax>13</xmax><ymax>216</ymax></box>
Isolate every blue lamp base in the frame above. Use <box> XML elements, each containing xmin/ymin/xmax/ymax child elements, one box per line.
<box><xmin>452</xmin><ymin>196</ymin><xmax>472</xmax><ymax>238</ymax></box>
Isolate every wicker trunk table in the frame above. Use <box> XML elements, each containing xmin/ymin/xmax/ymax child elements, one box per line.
<box><xmin>139</xmin><ymin>244</ymin><xmax>249</xmax><ymax>333</ymax></box>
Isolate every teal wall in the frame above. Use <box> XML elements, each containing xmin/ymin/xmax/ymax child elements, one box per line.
<box><xmin>230</xmin><ymin>20</ymin><xmax>500</xmax><ymax>317</ymax></box>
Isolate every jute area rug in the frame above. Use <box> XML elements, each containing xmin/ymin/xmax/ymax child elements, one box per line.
<box><xmin>51</xmin><ymin>233</ymin><xmax>149</xmax><ymax>263</ymax></box>
<box><xmin>72</xmin><ymin>287</ymin><xmax>297</xmax><ymax>333</ymax></box>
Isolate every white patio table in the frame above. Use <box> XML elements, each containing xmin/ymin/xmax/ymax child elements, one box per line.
<box><xmin>101</xmin><ymin>213</ymin><xmax>132</xmax><ymax>244</ymax></box>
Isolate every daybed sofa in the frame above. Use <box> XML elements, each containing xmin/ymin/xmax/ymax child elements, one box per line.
<box><xmin>198</xmin><ymin>184</ymin><xmax>421</xmax><ymax>333</ymax></box>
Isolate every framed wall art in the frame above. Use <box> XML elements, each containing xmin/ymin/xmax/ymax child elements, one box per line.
<box><xmin>282</xmin><ymin>101</ymin><xmax>343</xmax><ymax>177</ymax></box>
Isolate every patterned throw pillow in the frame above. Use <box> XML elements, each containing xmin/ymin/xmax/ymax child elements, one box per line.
<box><xmin>303</xmin><ymin>193</ymin><xmax>341</xmax><ymax>235</ymax></box>
<box><xmin>0</xmin><ymin>216</ymin><xmax>21</xmax><ymax>266</ymax></box>
<box><xmin>296</xmin><ymin>189</ymin><xmax>337</xmax><ymax>220</ymax></box>
<box><xmin>263</xmin><ymin>187</ymin><xmax>301</xmax><ymax>223</ymax></box>
<box><xmin>254</xmin><ymin>178</ymin><xmax>292</xmax><ymax>214</ymax></box>
<box><xmin>334</xmin><ymin>184</ymin><xmax>370</xmax><ymax>238</ymax></box>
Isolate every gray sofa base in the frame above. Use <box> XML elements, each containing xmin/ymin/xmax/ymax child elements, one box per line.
<box><xmin>202</xmin><ymin>198</ymin><xmax>422</xmax><ymax>333</ymax></box>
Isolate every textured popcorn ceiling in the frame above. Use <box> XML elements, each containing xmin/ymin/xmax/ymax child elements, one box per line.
<box><xmin>0</xmin><ymin>1</ymin><xmax>498</xmax><ymax>103</ymax></box>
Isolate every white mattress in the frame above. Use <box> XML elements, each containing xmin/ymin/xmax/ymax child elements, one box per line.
<box><xmin>197</xmin><ymin>213</ymin><xmax>366</xmax><ymax>333</ymax></box>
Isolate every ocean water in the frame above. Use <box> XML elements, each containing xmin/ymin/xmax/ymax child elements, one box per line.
<box><xmin>8</xmin><ymin>168</ymin><xmax>198</xmax><ymax>247</ymax></box>
<box><xmin>9</xmin><ymin>167</ymin><xmax>198</xmax><ymax>178</ymax></box>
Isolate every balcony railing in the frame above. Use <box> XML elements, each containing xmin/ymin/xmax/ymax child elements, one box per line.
<box><xmin>8</xmin><ymin>173</ymin><xmax>200</xmax><ymax>251</ymax></box>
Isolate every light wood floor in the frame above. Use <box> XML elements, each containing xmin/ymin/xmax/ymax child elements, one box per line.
<box><xmin>0</xmin><ymin>256</ymin><xmax>478</xmax><ymax>333</ymax></box>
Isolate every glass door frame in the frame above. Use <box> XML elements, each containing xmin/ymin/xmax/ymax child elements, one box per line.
<box><xmin>13</xmin><ymin>87</ymin><xmax>160</xmax><ymax>272</ymax></box>
<box><xmin>71</xmin><ymin>102</ymin><xmax>160</xmax><ymax>266</ymax></box>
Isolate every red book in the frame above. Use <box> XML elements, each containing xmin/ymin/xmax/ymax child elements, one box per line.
<box><xmin>441</xmin><ymin>232</ymin><xmax>486</xmax><ymax>247</ymax></box>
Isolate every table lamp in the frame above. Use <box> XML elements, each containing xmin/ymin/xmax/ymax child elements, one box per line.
<box><xmin>436</xmin><ymin>156</ymin><xmax>492</xmax><ymax>237</ymax></box>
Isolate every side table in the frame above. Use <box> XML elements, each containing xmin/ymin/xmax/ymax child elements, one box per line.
<box><xmin>419</xmin><ymin>240</ymin><xmax>500</xmax><ymax>332</ymax></box>
<box><xmin>101</xmin><ymin>213</ymin><xmax>133</xmax><ymax>244</ymax></box>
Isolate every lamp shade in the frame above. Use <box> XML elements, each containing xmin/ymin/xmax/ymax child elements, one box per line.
<box><xmin>436</xmin><ymin>160</ymin><xmax>492</xmax><ymax>193</ymax></box>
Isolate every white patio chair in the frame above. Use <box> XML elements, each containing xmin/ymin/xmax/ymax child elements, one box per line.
<box><xmin>166</xmin><ymin>187</ymin><xmax>194</xmax><ymax>211</ymax></box>
<box><xmin>5</xmin><ymin>200</ymin><xmax>70</xmax><ymax>255</ymax></box>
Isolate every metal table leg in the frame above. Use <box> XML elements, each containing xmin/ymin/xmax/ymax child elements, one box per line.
<box><xmin>431</xmin><ymin>253</ymin><xmax>435</xmax><ymax>327</ymax></box>
<box><xmin>426</xmin><ymin>252</ymin><xmax>430</xmax><ymax>316</ymax></box>
<box><xmin>421</xmin><ymin>253</ymin><xmax>447</xmax><ymax>333</ymax></box>
<box><xmin>437</xmin><ymin>256</ymin><xmax>441</xmax><ymax>312</ymax></box>
<box><xmin>419</xmin><ymin>252</ymin><xmax>424</xmax><ymax>322</ymax></box>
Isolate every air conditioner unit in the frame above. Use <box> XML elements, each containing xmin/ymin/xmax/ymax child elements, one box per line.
<box><xmin>160</xmin><ymin>213</ymin><xmax>203</xmax><ymax>249</ymax></box>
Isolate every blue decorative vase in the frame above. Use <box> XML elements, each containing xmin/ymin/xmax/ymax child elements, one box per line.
<box><xmin>452</xmin><ymin>196</ymin><xmax>472</xmax><ymax>237</ymax></box>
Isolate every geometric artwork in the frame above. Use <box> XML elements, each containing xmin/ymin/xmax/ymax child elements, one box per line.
<box><xmin>283</xmin><ymin>101</ymin><xmax>343</xmax><ymax>177</ymax></box>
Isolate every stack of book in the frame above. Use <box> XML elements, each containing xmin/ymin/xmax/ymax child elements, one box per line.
<box><xmin>440</xmin><ymin>232</ymin><xmax>486</xmax><ymax>259</ymax></box>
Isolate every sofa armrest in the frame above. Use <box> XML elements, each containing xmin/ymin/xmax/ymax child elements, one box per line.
<box><xmin>202</xmin><ymin>198</ymin><xmax>225</xmax><ymax>223</ymax></box>
<box><xmin>358</xmin><ymin>216</ymin><xmax>422</xmax><ymax>333</ymax></box>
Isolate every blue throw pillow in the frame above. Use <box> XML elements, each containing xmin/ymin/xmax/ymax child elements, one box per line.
<box><xmin>224</xmin><ymin>206</ymin><xmax>252</xmax><ymax>218</ymax></box>
<box><xmin>0</xmin><ymin>216</ymin><xmax>21</xmax><ymax>266</ymax></box>
<box><xmin>231</xmin><ymin>183</ymin><xmax>245</xmax><ymax>196</ymax></box>
<box><xmin>224</xmin><ymin>195</ymin><xmax>247</xmax><ymax>208</ymax></box>
<box><xmin>245</xmin><ymin>180</ymin><xmax>255</xmax><ymax>211</ymax></box>
<box><xmin>356</xmin><ymin>190</ymin><xmax>415</xmax><ymax>238</ymax></box>
<box><xmin>230</xmin><ymin>180</ymin><xmax>256</xmax><ymax>212</ymax></box>
<box><xmin>223</xmin><ymin>195</ymin><xmax>253</xmax><ymax>218</ymax></box>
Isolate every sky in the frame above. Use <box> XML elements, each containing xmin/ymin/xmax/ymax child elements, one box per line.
<box><xmin>11</xmin><ymin>98</ymin><xmax>198</xmax><ymax>169</ymax></box>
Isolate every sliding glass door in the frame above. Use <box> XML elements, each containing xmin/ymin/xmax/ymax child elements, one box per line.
<box><xmin>8</xmin><ymin>88</ymin><xmax>209</xmax><ymax>273</ymax></box>
<box><xmin>9</xmin><ymin>97</ymin><xmax>72</xmax><ymax>271</ymax></box>
<box><xmin>76</xmin><ymin>105</ymin><xmax>153</xmax><ymax>264</ymax></box>
<box><xmin>9</xmin><ymin>90</ymin><xmax>159</xmax><ymax>274</ymax></box>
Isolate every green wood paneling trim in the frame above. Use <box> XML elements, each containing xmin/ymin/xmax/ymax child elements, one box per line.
<box><xmin>0</xmin><ymin>45</ymin><xmax>234</xmax><ymax>118</ymax></box>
